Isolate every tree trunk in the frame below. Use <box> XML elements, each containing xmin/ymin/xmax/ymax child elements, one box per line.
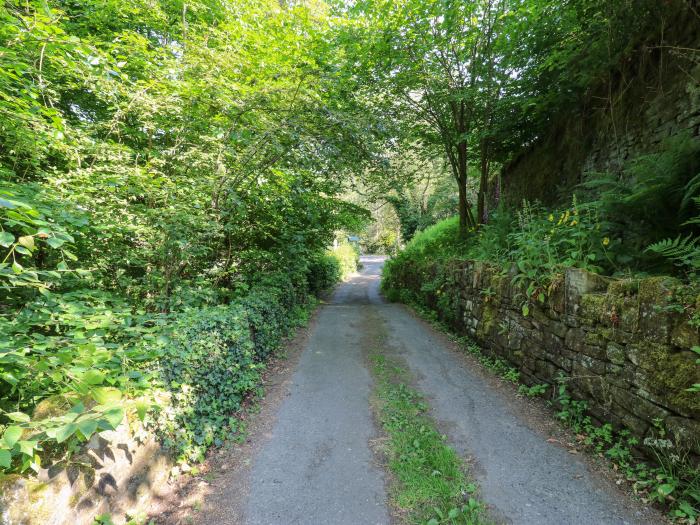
<box><xmin>456</xmin><ymin>139</ymin><xmax>475</xmax><ymax>237</ymax></box>
<box><xmin>458</xmin><ymin>175</ymin><xmax>469</xmax><ymax>237</ymax></box>
<box><xmin>477</xmin><ymin>139</ymin><xmax>490</xmax><ymax>224</ymax></box>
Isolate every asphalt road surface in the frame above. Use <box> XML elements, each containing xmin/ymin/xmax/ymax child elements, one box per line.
<box><xmin>202</xmin><ymin>256</ymin><xmax>659</xmax><ymax>525</ymax></box>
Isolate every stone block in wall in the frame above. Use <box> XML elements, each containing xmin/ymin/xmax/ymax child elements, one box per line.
<box><xmin>574</xmin><ymin>354</ymin><xmax>607</xmax><ymax>377</ymax></box>
<box><xmin>562</xmin><ymin>314</ymin><xmax>580</xmax><ymax>328</ymax></box>
<box><xmin>579</xmin><ymin>293</ymin><xmax>607</xmax><ymax>324</ymax></box>
<box><xmin>638</xmin><ymin>276</ymin><xmax>680</xmax><ymax>343</ymax></box>
<box><xmin>505</xmin><ymin>321</ymin><xmax>526</xmax><ymax>350</ymax></box>
<box><xmin>571</xmin><ymin>366</ymin><xmax>613</xmax><ymax>407</ymax></box>
<box><xmin>632</xmin><ymin>346</ymin><xmax>700</xmax><ymax>419</ymax></box>
<box><xmin>581</xmin><ymin>344</ymin><xmax>607</xmax><ymax>361</ymax></box>
<box><xmin>564</xmin><ymin>327</ymin><xmax>585</xmax><ymax>351</ymax></box>
<box><xmin>565</xmin><ymin>268</ymin><xmax>609</xmax><ymax>317</ymax></box>
<box><xmin>544</xmin><ymin>348</ymin><xmax>572</xmax><ymax>373</ymax></box>
<box><xmin>549</xmin><ymin>321</ymin><xmax>568</xmax><ymax>339</ymax></box>
<box><xmin>0</xmin><ymin>416</ymin><xmax>172</xmax><ymax>525</ymax></box>
<box><xmin>671</xmin><ymin>320</ymin><xmax>700</xmax><ymax>349</ymax></box>
<box><xmin>605</xmin><ymin>363</ymin><xmax>634</xmax><ymax>390</ymax></box>
<box><xmin>618</xmin><ymin>412</ymin><xmax>651</xmax><ymax>438</ymax></box>
<box><xmin>665</xmin><ymin>416</ymin><xmax>700</xmax><ymax>456</ymax></box>
<box><xmin>611</xmin><ymin>386</ymin><xmax>670</xmax><ymax>424</ymax></box>
<box><xmin>606</xmin><ymin>342</ymin><xmax>626</xmax><ymax>365</ymax></box>
<box><xmin>600</xmin><ymin>327</ymin><xmax>634</xmax><ymax>345</ymax></box>
<box><xmin>542</xmin><ymin>330</ymin><xmax>564</xmax><ymax>353</ymax></box>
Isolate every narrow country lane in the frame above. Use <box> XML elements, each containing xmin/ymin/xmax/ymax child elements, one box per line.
<box><xmin>196</xmin><ymin>256</ymin><xmax>659</xmax><ymax>525</ymax></box>
<box><xmin>242</xmin><ymin>258</ymin><xmax>390</xmax><ymax>525</ymax></box>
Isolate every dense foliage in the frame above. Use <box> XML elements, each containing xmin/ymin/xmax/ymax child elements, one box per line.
<box><xmin>0</xmin><ymin>2</ymin><xmax>698</xmax><ymax>522</ymax></box>
<box><xmin>337</xmin><ymin>0</ymin><xmax>687</xmax><ymax>237</ymax></box>
<box><xmin>0</xmin><ymin>0</ymin><xmax>369</xmax><ymax>473</ymax></box>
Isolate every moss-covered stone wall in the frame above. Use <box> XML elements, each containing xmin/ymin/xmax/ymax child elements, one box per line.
<box><xmin>393</xmin><ymin>260</ymin><xmax>700</xmax><ymax>454</ymax></box>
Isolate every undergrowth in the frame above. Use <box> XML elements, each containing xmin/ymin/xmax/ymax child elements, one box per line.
<box><xmin>370</xmin><ymin>350</ymin><xmax>486</xmax><ymax>525</ymax></box>
<box><xmin>0</xmin><ymin>253</ymin><xmax>347</xmax><ymax>474</ymax></box>
<box><xmin>383</xmin><ymin>133</ymin><xmax>700</xmax><ymax>315</ymax></box>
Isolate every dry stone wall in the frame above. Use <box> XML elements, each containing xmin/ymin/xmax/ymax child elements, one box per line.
<box><xmin>399</xmin><ymin>260</ymin><xmax>700</xmax><ymax>454</ymax></box>
<box><xmin>0</xmin><ymin>407</ymin><xmax>172</xmax><ymax>525</ymax></box>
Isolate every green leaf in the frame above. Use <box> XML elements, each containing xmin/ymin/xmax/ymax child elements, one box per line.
<box><xmin>0</xmin><ymin>449</ymin><xmax>11</xmax><ymax>469</ymax></box>
<box><xmin>101</xmin><ymin>407</ymin><xmax>124</xmax><ymax>429</ymax></box>
<box><xmin>76</xmin><ymin>418</ymin><xmax>98</xmax><ymax>438</ymax></box>
<box><xmin>3</xmin><ymin>426</ymin><xmax>23</xmax><ymax>448</ymax></box>
<box><xmin>135</xmin><ymin>400</ymin><xmax>149</xmax><ymax>422</ymax></box>
<box><xmin>92</xmin><ymin>387</ymin><xmax>122</xmax><ymax>405</ymax></box>
<box><xmin>46</xmin><ymin>237</ymin><xmax>65</xmax><ymax>249</ymax></box>
<box><xmin>17</xmin><ymin>440</ymin><xmax>37</xmax><ymax>457</ymax></box>
<box><xmin>0</xmin><ymin>231</ymin><xmax>14</xmax><ymax>247</ymax></box>
<box><xmin>5</xmin><ymin>412</ymin><xmax>30</xmax><ymax>423</ymax></box>
<box><xmin>18</xmin><ymin>235</ymin><xmax>35</xmax><ymax>251</ymax></box>
<box><xmin>83</xmin><ymin>370</ymin><xmax>105</xmax><ymax>385</ymax></box>
<box><xmin>657</xmin><ymin>483</ymin><xmax>675</xmax><ymax>497</ymax></box>
<box><xmin>522</xmin><ymin>304</ymin><xmax>529</xmax><ymax>316</ymax></box>
<box><xmin>55</xmin><ymin>423</ymin><xmax>78</xmax><ymax>444</ymax></box>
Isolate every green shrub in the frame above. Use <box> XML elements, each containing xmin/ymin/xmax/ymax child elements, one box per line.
<box><xmin>330</xmin><ymin>241</ymin><xmax>359</xmax><ymax>279</ymax></box>
<box><xmin>154</xmin><ymin>261</ymin><xmax>339</xmax><ymax>464</ymax></box>
<box><xmin>384</xmin><ymin>197</ymin><xmax>609</xmax><ymax>308</ymax></box>
<box><xmin>577</xmin><ymin>133</ymin><xmax>700</xmax><ymax>272</ymax></box>
<box><xmin>307</xmin><ymin>252</ymin><xmax>342</xmax><ymax>295</ymax></box>
<box><xmin>155</xmin><ymin>304</ymin><xmax>261</xmax><ymax>463</ymax></box>
<box><xmin>0</xmin><ymin>253</ymin><xmax>338</xmax><ymax>472</ymax></box>
<box><xmin>0</xmin><ymin>289</ymin><xmax>164</xmax><ymax>472</ymax></box>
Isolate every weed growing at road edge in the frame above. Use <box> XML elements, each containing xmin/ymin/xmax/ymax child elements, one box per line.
<box><xmin>370</xmin><ymin>351</ymin><xmax>487</xmax><ymax>525</ymax></box>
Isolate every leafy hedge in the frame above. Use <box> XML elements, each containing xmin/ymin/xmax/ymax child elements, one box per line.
<box><xmin>155</xmin><ymin>268</ymin><xmax>317</xmax><ymax>463</ymax></box>
<box><xmin>0</xmin><ymin>256</ymin><xmax>341</xmax><ymax>472</ymax></box>
<box><xmin>307</xmin><ymin>240</ymin><xmax>359</xmax><ymax>295</ymax></box>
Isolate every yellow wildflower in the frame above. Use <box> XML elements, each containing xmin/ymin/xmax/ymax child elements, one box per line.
<box><xmin>602</xmin><ymin>237</ymin><xmax>610</xmax><ymax>246</ymax></box>
<box><xmin>570</xmin><ymin>220</ymin><xmax>577</xmax><ymax>226</ymax></box>
<box><xmin>548</xmin><ymin>214</ymin><xmax>554</xmax><ymax>222</ymax></box>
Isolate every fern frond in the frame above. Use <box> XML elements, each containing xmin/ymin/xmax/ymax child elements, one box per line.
<box><xmin>681</xmin><ymin>172</ymin><xmax>700</xmax><ymax>210</ymax></box>
<box><xmin>646</xmin><ymin>235</ymin><xmax>700</xmax><ymax>270</ymax></box>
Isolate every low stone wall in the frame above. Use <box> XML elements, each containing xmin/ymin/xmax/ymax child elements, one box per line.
<box><xmin>0</xmin><ymin>414</ymin><xmax>172</xmax><ymax>525</ymax></box>
<box><xmin>399</xmin><ymin>260</ymin><xmax>700</xmax><ymax>453</ymax></box>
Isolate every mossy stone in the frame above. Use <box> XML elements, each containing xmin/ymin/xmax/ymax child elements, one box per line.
<box><xmin>32</xmin><ymin>395</ymin><xmax>74</xmax><ymax>421</ymax></box>
<box><xmin>636</xmin><ymin>345</ymin><xmax>700</xmax><ymax>416</ymax></box>
<box><xmin>607</xmin><ymin>278</ymin><xmax>640</xmax><ymax>297</ymax></box>
<box><xmin>671</xmin><ymin>321</ymin><xmax>700</xmax><ymax>349</ymax></box>
<box><xmin>579</xmin><ymin>293</ymin><xmax>606</xmax><ymax>323</ymax></box>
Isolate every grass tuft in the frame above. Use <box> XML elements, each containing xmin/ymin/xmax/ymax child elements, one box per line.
<box><xmin>370</xmin><ymin>351</ymin><xmax>487</xmax><ymax>525</ymax></box>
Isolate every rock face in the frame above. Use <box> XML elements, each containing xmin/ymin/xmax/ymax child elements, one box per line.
<box><xmin>397</xmin><ymin>261</ymin><xmax>700</xmax><ymax>454</ymax></box>
<box><xmin>0</xmin><ymin>420</ymin><xmax>172</xmax><ymax>525</ymax></box>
